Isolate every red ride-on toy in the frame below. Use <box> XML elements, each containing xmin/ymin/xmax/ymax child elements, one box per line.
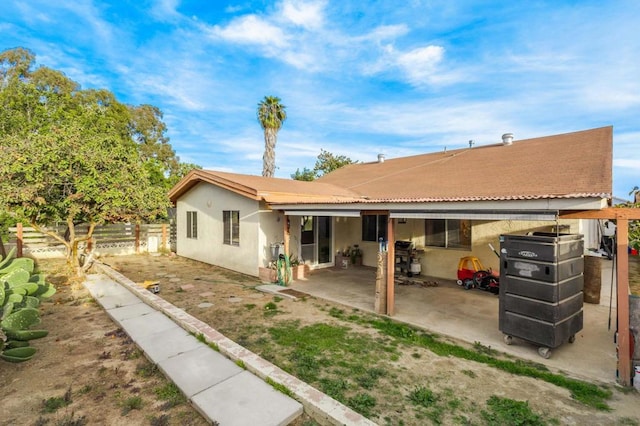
<box><xmin>456</xmin><ymin>256</ymin><xmax>499</xmax><ymax>294</ymax></box>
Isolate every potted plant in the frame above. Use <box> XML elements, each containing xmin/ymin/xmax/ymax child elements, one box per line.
<box><xmin>289</xmin><ymin>255</ymin><xmax>310</xmax><ymax>280</ymax></box>
<box><xmin>350</xmin><ymin>245</ymin><xmax>363</xmax><ymax>266</ymax></box>
<box><xmin>258</xmin><ymin>263</ymin><xmax>278</xmax><ymax>283</ymax></box>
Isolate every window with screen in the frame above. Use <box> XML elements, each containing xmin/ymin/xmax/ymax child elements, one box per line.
<box><xmin>362</xmin><ymin>214</ymin><xmax>388</xmax><ymax>242</ymax></box>
<box><xmin>223</xmin><ymin>210</ymin><xmax>240</xmax><ymax>246</ymax></box>
<box><xmin>186</xmin><ymin>211</ymin><xmax>197</xmax><ymax>239</ymax></box>
<box><xmin>425</xmin><ymin>219</ymin><xmax>471</xmax><ymax>249</ymax></box>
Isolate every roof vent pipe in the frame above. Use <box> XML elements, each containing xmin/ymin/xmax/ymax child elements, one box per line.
<box><xmin>377</xmin><ymin>154</ymin><xmax>385</xmax><ymax>163</ymax></box>
<box><xmin>502</xmin><ymin>133</ymin><xmax>514</xmax><ymax>145</ymax></box>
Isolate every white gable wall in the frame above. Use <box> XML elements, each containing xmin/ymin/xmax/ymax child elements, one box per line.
<box><xmin>257</xmin><ymin>201</ymin><xmax>286</xmax><ymax>267</ymax></box>
<box><xmin>176</xmin><ymin>182</ymin><xmax>261</xmax><ymax>276</ymax></box>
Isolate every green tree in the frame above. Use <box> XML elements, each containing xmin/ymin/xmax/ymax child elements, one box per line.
<box><xmin>257</xmin><ymin>96</ymin><xmax>286</xmax><ymax>177</ymax></box>
<box><xmin>291</xmin><ymin>149</ymin><xmax>357</xmax><ymax>181</ymax></box>
<box><xmin>167</xmin><ymin>161</ymin><xmax>202</xmax><ymax>188</ymax></box>
<box><xmin>128</xmin><ymin>104</ymin><xmax>181</xmax><ymax>190</ymax></box>
<box><xmin>290</xmin><ymin>167</ymin><xmax>316</xmax><ymax>181</ymax></box>
<box><xmin>0</xmin><ymin>48</ymin><xmax>170</xmax><ymax>271</ymax></box>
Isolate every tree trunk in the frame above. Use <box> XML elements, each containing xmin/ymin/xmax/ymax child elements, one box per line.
<box><xmin>262</xmin><ymin>128</ymin><xmax>277</xmax><ymax>177</ymax></box>
<box><xmin>30</xmin><ymin>219</ymin><xmax>96</xmax><ymax>276</ymax></box>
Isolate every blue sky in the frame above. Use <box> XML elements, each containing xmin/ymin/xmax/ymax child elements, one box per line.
<box><xmin>2</xmin><ymin>0</ymin><xmax>638</xmax><ymax>199</ymax></box>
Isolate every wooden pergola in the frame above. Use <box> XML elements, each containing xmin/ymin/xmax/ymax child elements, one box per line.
<box><xmin>559</xmin><ymin>207</ymin><xmax>640</xmax><ymax>386</ymax></box>
<box><xmin>382</xmin><ymin>207</ymin><xmax>640</xmax><ymax>386</ymax></box>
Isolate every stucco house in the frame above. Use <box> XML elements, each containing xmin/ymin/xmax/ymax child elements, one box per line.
<box><xmin>169</xmin><ymin>126</ymin><xmax>640</xmax><ymax>387</ymax></box>
<box><xmin>169</xmin><ymin>126</ymin><xmax>612</xmax><ymax>280</ymax></box>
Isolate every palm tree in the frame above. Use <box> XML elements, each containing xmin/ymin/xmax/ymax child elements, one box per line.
<box><xmin>257</xmin><ymin>96</ymin><xmax>287</xmax><ymax>177</ymax></box>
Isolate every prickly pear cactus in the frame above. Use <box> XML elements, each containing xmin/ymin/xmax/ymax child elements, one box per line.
<box><xmin>38</xmin><ymin>283</ymin><xmax>56</xmax><ymax>299</ymax></box>
<box><xmin>2</xmin><ymin>269</ymin><xmax>30</xmax><ymax>287</ymax></box>
<box><xmin>0</xmin><ymin>247</ymin><xmax>16</xmax><ymax>270</ymax></box>
<box><xmin>4</xmin><ymin>328</ymin><xmax>48</xmax><ymax>341</ymax></box>
<box><xmin>11</xmin><ymin>283</ymin><xmax>39</xmax><ymax>296</ymax></box>
<box><xmin>0</xmin><ymin>258</ymin><xmax>54</xmax><ymax>363</ymax></box>
<box><xmin>0</xmin><ymin>346</ymin><xmax>37</xmax><ymax>362</ymax></box>
<box><xmin>1</xmin><ymin>307</ymin><xmax>41</xmax><ymax>331</ymax></box>
<box><xmin>0</xmin><ymin>258</ymin><xmax>35</xmax><ymax>276</ymax></box>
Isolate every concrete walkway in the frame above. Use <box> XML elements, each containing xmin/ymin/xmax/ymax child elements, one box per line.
<box><xmin>86</xmin><ymin>262</ymin><xmax>377</xmax><ymax>426</ymax></box>
<box><xmin>84</xmin><ymin>273</ymin><xmax>302</xmax><ymax>426</ymax></box>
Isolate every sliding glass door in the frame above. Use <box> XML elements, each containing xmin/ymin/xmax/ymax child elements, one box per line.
<box><xmin>300</xmin><ymin>216</ymin><xmax>333</xmax><ymax>267</ymax></box>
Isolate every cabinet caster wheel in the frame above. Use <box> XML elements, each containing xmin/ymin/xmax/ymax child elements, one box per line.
<box><xmin>503</xmin><ymin>335</ymin><xmax>513</xmax><ymax>345</ymax></box>
<box><xmin>568</xmin><ymin>335</ymin><xmax>575</xmax><ymax>344</ymax></box>
<box><xmin>538</xmin><ymin>347</ymin><xmax>551</xmax><ymax>359</ymax></box>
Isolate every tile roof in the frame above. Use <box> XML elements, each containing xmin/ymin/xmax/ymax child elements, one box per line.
<box><xmin>317</xmin><ymin>126</ymin><xmax>612</xmax><ymax>203</ymax></box>
<box><xmin>169</xmin><ymin>126</ymin><xmax>612</xmax><ymax>206</ymax></box>
<box><xmin>168</xmin><ymin>169</ymin><xmax>362</xmax><ymax>204</ymax></box>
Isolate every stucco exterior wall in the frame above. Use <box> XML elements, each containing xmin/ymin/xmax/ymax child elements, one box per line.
<box><xmin>176</xmin><ymin>182</ymin><xmax>262</xmax><ymax>276</ymax></box>
<box><xmin>257</xmin><ymin>202</ymin><xmax>286</xmax><ymax>267</ymax></box>
<box><xmin>334</xmin><ymin>216</ymin><xmax>367</xmax><ymax>261</ymax></box>
<box><xmin>335</xmin><ymin>215</ymin><xmax>581</xmax><ymax>279</ymax></box>
<box><xmin>421</xmin><ymin>218</ymin><xmax>580</xmax><ymax>279</ymax></box>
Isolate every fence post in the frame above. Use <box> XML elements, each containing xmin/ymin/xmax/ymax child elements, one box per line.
<box><xmin>162</xmin><ymin>224</ymin><xmax>168</xmax><ymax>251</ymax></box>
<box><xmin>135</xmin><ymin>223</ymin><xmax>140</xmax><ymax>253</ymax></box>
<box><xmin>16</xmin><ymin>223</ymin><xmax>23</xmax><ymax>258</ymax></box>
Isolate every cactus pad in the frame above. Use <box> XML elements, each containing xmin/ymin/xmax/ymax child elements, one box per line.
<box><xmin>0</xmin><ymin>346</ymin><xmax>37</xmax><ymax>362</ymax></box>
<box><xmin>1</xmin><ymin>308</ymin><xmax>41</xmax><ymax>331</ymax></box>
<box><xmin>6</xmin><ymin>340</ymin><xmax>30</xmax><ymax>348</ymax></box>
<box><xmin>37</xmin><ymin>284</ymin><xmax>56</xmax><ymax>299</ymax></box>
<box><xmin>2</xmin><ymin>269</ymin><xmax>30</xmax><ymax>287</ymax></box>
<box><xmin>0</xmin><ymin>247</ymin><xmax>16</xmax><ymax>270</ymax></box>
<box><xmin>12</xmin><ymin>283</ymin><xmax>39</xmax><ymax>296</ymax></box>
<box><xmin>4</xmin><ymin>329</ymin><xmax>48</xmax><ymax>341</ymax></box>
<box><xmin>0</xmin><ymin>257</ymin><xmax>34</xmax><ymax>275</ymax></box>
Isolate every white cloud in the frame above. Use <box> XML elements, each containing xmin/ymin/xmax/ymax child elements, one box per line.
<box><xmin>209</xmin><ymin>15</ymin><xmax>289</xmax><ymax>47</ymax></box>
<box><xmin>354</xmin><ymin>24</ymin><xmax>409</xmax><ymax>43</ymax></box>
<box><xmin>150</xmin><ymin>0</ymin><xmax>183</xmax><ymax>22</ymax></box>
<box><xmin>279</xmin><ymin>0</ymin><xmax>326</xmax><ymax>30</ymax></box>
<box><xmin>364</xmin><ymin>43</ymin><xmax>450</xmax><ymax>87</ymax></box>
<box><xmin>396</xmin><ymin>45</ymin><xmax>445</xmax><ymax>85</ymax></box>
<box><xmin>614</xmin><ymin>159</ymin><xmax>640</xmax><ymax>169</ymax></box>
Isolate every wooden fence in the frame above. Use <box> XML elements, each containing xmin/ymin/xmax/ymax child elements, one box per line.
<box><xmin>8</xmin><ymin>223</ymin><xmax>175</xmax><ymax>258</ymax></box>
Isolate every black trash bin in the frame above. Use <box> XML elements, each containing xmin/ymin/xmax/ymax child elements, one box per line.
<box><xmin>499</xmin><ymin>232</ymin><xmax>584</xmax><ymax>358</ymax></box>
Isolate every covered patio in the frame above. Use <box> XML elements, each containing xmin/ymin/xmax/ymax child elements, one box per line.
<box><xmin>289</xmin><ymin>263</ymin><xmax>618</xmax><ymax>384</ymax></box>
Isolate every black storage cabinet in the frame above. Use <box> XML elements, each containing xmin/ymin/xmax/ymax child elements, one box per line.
<box><xmin>499</xmin><ymin>233</ymin><xmax>584</xmax><ymax>357</ymax></box>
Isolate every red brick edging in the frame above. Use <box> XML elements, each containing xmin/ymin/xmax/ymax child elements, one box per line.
<box><xmin>93</xmin><ymin>261</ymin><xmax>377</xmax><ymax>426</ymax></box>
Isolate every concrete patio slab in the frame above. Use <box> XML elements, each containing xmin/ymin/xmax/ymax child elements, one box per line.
<box><xmin>191</xmin><ymin>370</ymin><xmax>303</xmax><ymax>426</ymax></box>
<box><xmin>157</xmin><ymin>345</ymin><xmax>243</xmax><ymax>398</ymax></box>
<box><xmin>290</xmin><ymin>265</ymin><xmax>619</xmax><ymax>384</ymax></box>
<box><xmin>137</xmin><ymin>326</ymin><xmax>203</xmax><ymax>364</ymax></box>
<box><xmin>256</xmin><ymin>284</ymin><xmax>297</xmax><ymax>300</ymax></box>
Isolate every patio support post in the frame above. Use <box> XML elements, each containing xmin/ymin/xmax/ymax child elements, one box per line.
<box><xmin>283</xmin><ymin>214</ymin><xmax>290</xmax><ymax>258</ymax></box>
<box><xmin>616</xmin><ymin>218</ymin><xmax>631</xmax><ymax>386</ymax></box>
<box><xmin>386</xmin><ymin>216</ymin><xmax>395</xmax><ymax>316</ymax></box>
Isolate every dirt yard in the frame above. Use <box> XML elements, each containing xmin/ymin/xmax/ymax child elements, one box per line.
<box><xmin>2</xmin><ymin>253</ymin><xmax>640</xmax><ymax>425</ymax></box>
<box><xmin>0</xmin><ymin>259</ymin><xmax>208</xmax><ymax>426</ymax></box>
